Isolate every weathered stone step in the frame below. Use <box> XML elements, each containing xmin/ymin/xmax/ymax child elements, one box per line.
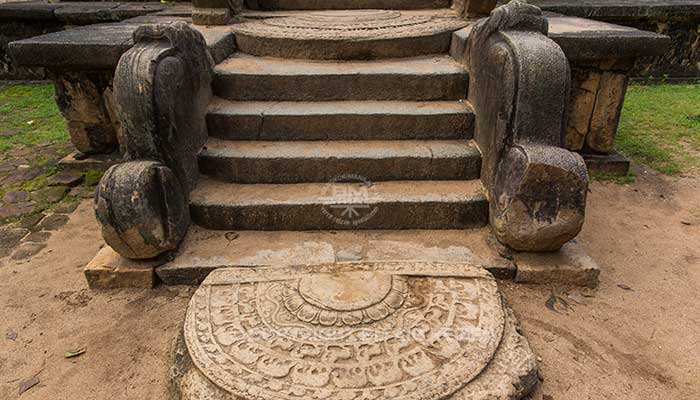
<box><xmin>199</xmin><ymin>138</ymin><xmax>481</xmax><ymax>183</ymax></box>
<box><xmin>190</xmin><ymin>178</ymin><xmax>488</xmax><ymax>230</ymax></box>
<box><xmin>156</xmin><ymin>228</ymin><xmax>514</xmax><ymax>285</ymax></box>
<box><xmin>214</xmin><ymin>54</ymin><xmax>468</xmax><ymax>101</ymax></box>
<box><xmin>231</xmin><ymin>10</ymin><xmax>468</xmax><ymax>60</ymax></box>
<box><xmin>207</xmin><ymin>99</ymin><xmax>474</xmax><ymax>140</ymax></box>
<box><xmin>247</xmin><ymin>0</ymin><xmax>451</xmax><ymax>11</ymax></box>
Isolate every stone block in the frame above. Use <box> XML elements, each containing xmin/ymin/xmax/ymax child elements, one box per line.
<box><xmin>565</xmin><ymin>68</ymin><xmax>600</xmax><ymax>151</ymax></box>
<box><xmin>84</xmin><ymin>246</ymin><xmax>163</xmax><ymax>289</ymax></box>
<box><xmin>53</xmin><ymin>71</ymin><xmax>118</xmax><ymax>154</ymax></box>
<box><xmin>514</xmin><ymin>240</ymin><xmax>600</xmax><ymax>288</ymax></box>
<box><xmin>582</xmin><ymin>150</ymin><xmax>631</xmax><ymax>176</ymax></box>
<box><xmin>587</xmin><ymin>71</ymin><xmax>628</xmax><ymax>153</ymax></box>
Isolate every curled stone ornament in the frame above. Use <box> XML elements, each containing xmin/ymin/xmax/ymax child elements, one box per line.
<box><xmin>183</xmin><ymin>262</ymin><xmax>516</xmax><ymax>400</ymax></box>
<box><xmin>95</xmin><ymin>160</ymin><xmax>189</xmax><ymax>259</ymax></box>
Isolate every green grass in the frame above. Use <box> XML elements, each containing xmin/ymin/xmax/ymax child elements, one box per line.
<box><xmin>617</xmin><ymin>83</ymin><xmax>700</xmax><ymax>175</ymax></box>
<box><xmin>0</xmin><ymin>83</ymin><xmax>69</xmax><ymax>153</ymax></box>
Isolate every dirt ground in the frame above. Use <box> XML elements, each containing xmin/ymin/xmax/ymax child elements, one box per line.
<box><xmin>1</xmin><ymin>168</ymin><xmax>699</xmax><ymax>400</ymax></box>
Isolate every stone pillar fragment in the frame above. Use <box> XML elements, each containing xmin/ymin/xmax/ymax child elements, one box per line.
<box><xmin>466</xmin><ymin>1</ymin><xmax>588</xmax><ymax>252</ymax></box>
<box><xmin>52</xmin><ymin>71</ymin><xmax>118</xmax><ymax>154</ymax></box>
<box><xmin>565</xmin><ymin>66</ymin><xmax>629</xmax><ymax>154</ymax></box>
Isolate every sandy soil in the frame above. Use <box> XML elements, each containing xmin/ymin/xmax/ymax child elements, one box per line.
<box><xmin>1</xmin><ymin>170</ymin><xmax>699</xmax><ymax>399</ymax></box>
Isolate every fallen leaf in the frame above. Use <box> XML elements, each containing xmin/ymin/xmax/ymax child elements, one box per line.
<box><xmin>617</xmin><ymin>284</ymin><xmax>633</xmax><ymax>291</ymax></box>
<box><xmin>26</xmin><ymin>120</ymin><xmax>36</xmax><ymax>126</ymax></box>
<box><xmin>18</xmin><ymin>376</ymin><xmax>39</xmax><ymax>395</ymax></box>
<box><xmin>681</xmin><ymin>220</ymin><xmax>692</xmax><ymax>226</ymax></box>
<box><xmin>64</xmin><ymin>348</ymin><xmax>86</xmax><ymax>358</ymax></box>
<box><xmin>545</xmin><ymin>294</ymin><xmax>557</xmax><ymax>311</ymax></box>
<box><xmin>6</xmin><ymin>329</ymin><xmax>17</xmax><ymax>341</ymax></box>
<box><xmin>224</xmin><ymin>232</ymin><xmax>239</xmax><ymax>242</ymax></box>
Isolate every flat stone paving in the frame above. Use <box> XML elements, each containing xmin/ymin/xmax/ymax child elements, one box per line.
<box><xmin>176</xmin><ymin>262</ymin><xmax>539</xmax><ymax>400</ymax></box>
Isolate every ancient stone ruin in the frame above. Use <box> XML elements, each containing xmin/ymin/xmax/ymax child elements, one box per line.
<box><xmin>8</xmin><ymin>0</ymin><xmax>670</xmax><ymax>398</ymax></box>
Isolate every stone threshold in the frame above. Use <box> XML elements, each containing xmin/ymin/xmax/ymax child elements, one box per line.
<box><xmin>84</xmin><ymin>227</ymin><xmax>600</xmax><ymax>289</ymax></box>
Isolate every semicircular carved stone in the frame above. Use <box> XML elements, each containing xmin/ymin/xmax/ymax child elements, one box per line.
<box><xmin>178</xmin><ymin>262</ymin><xmax>539</xmax><ymax>400</ymax></box>
<box><xmin>96</xmin><ymin>22</ymin><xmax>213</xmax><ymax>259</ymax></box>
<box><xmin>467</xmin><ymin>1</ymin><xmax>589</xmax><ymax>252</ymax></box>
<box><xmin>95</xmin><ymin>161</ymin><xmax>189</xmax><ymax>260</ymax></box>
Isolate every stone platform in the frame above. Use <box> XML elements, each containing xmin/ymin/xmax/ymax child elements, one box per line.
<box><xmin>172</xmin><ymin>262</ymin><xmax>539</xmax><ymax>399</ymax></box>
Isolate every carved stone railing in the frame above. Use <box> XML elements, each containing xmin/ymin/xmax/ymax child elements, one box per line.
<box><xmin>466</xmin><ymin>1</ymin><xmax>589</xmax><ymax>252</ymax></box>
<box><xmin>94</xmin><ymin>22</ymin><xmax>213</xmax><ymax>259</ymax></box>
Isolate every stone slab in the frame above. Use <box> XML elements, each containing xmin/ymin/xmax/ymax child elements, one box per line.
<box><xmin>214</xmin><ymin>54</ymin><xmax>468</xmax><ymax>101</ymax></box>
<box><xmin>199</xmin><ymin>138</ymin><xmax>482</xmax><ymax>183</ymax></box>
<box><xmin>546</xmin><ymin>13</ymin><xmax>670</xmax><ymax>64</ymax></box>
<box><xmin>231</xmin><ymin>9</ymin><xmax>467</xmax><ymax>60</ymax></box>
<box><xmin>177</xmin><ymin>261</ymin><xmax>537</xmax><ymax>400</ymax></box>
<box><xmin>84</xmin><ymin>246</ymin><xmax>164</xmax><ymax>289</ymax></box>
<box><xmin>59</xmin><ymin>151</ymin><xmax>121</xmax><ymax>172</ymax></box>
<box><xmin>450</xmin><ymin>14</ymin><xmax>669</xmax><ymax>65</ymax></box>
<box><xmin>532</xmin><ymin>0</ymin><xmax>700</xmax><ymax>18</ymax></box>
<box><xmin>9</xmin><ymin>18</ymin><xmax>234</xmax><ymax>68</ymax></box>
<box><xmin>583</xmin><ymin>151</ymin><xmax>631</xmax><ymax>175</ymax></box>
<box><xmin>189</xmin><ymin>178</ymin><xmax>489</xmax><ymax>231</ymax></box>
<box><xmin>156</xmin><ymin>227</ymin><xmax>513</xmax><ymax>285</ymax></box>
<box><xmin>207</xmin><ymin>99</ymin><xmax>474</xmax><ymax>141</ymax></box>
<box><xmin>249</xmin><ymin>0</ymin><xmax>451</xmax><ymax>10</ymax></box>
<box><xmin>513</xmin><ymin>240</ymin><xmax>601</xmax><ymax>288</ymax></box>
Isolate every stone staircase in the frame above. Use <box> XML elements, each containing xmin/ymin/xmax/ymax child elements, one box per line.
<box><xmin>188</xmin><ymin>7</ymin><xmax>487</xmax><ymax>233</ymax></box>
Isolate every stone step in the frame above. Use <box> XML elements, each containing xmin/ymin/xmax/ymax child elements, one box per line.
<box><xmin>230</xmin><ymin>10</ymin><xmax>468</xmax><ymax>60</ymax></box>
<box><xmin>156</xmin><ymin>228</ymin><xmax>513</xmax><ymax>285</ymax></box>
<box><xmin>213</xmin><ymin>54</ymin><xmax>468</xmax><ymax>101</ymax></box>
<box><xmin>207</xmin><ymin>99</ymin><xmax>474</xmax><ymax>141</ymax></box>
<box><xmin>247</xmin><ymin>0</ymin><xmax>451</xmax><ymax>11</ymax></box>
<box><xmin>190</xmin><ymin>178</ymin><xmax>488</xmax><ymax>231</ymax></box>
<box><xmin>199</xmin><ymin>138</ymin><xmax>481</xmax><ymax>183</ymax></box>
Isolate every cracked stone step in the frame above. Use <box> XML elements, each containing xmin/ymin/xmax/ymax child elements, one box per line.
<box><xmin>248</xmin><ymin>0</ymin><xmax>451</xmax><ymax>11</ymax></box>
<box><xmin>199</xmin><ymin>138</ymin><xmax>481</xmax><ymax>183</ymax></box>
<box><xmin>206</xmin><ymin>99</ymin><xmax>474</xmax><ymax>141</ymax></box>
<box><xmin>190</xmin><ymin>178</ymin><xmax>488</xmax><ymax>231</ymax></box>
<box><xmin>230</xmin><ymin>9</ymin><xmax>468</xmax><ymax>60</ymax></box>
<box><xmin>213</xmin><ymin>54</ymin><xmax>469</xmax><ymax>101</ymax></box>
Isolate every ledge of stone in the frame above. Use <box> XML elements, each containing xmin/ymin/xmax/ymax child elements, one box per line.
<box><xmin>0</xmin><ymin>1</ymin><xmax>185</xmax><ymax>24</ymax></box>
<box><xmin>451</xmin><ymin>14</ymin><xmax>669</xmax><ymax>66</ymax></box>
<box><xmin>546</xmin><ymin>13</ymin><xmax>670</xmax><ymax>64</ymax></box>
<box><xmin>84</xmin><ymin>246</ymin><xmax>165</xmax><ymax>289</ymax></box>
<box><xmin>9</xmin><ymin>17</ymin><xmax>235</xmax><ymax>69</ymax></box>
<box><xmin>531</xmin><ymin>0</ymin><xmax>700</xmax><ymax>18</ymax></box>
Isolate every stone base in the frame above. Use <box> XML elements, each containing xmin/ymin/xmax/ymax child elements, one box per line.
<box><xmin>513</xmin><ymin>240</ymin><xmax>601</xmax><ymax>288</ymax></box>
<box><xmin>59</xmin><ymin>151</ymin><xmax>120</xmax><ymax>172</ymax></box>
<box><xmin>156</xmin><ymin>227</ymin><xmax>515</xmax><ymax>285</ymax></box>
<box><xmin>84</xmin><ymin>246</ymin><xmax>166</xmax><ymax>289</ymax></box>
<box><xmin>583</xmin><ymin>151</ymin><xmax>631</xmax><ymax>176</ymax></box>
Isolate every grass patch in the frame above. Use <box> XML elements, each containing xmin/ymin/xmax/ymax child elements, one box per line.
<box><xmin>590</xmin><ymin>172</ymin><xmax>636</xmax><ymax>185</ymax></box>
<box><xmin>617</xmin><ymin>83</ymin><xmax>700</xmax><ymax>175</ymax></box>
<box><xmin>0</xmin><ymin>83</ymin><xmax>69</xmax><ymax>153</ymax></box>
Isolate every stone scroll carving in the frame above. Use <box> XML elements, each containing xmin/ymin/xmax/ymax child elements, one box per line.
<box><xmin>95</xmin><ymin>22</ymin><xmax>213</xmax><ymax>259</ymax></box>
<box><xmin>466</xmin><ymin>1</ymin><xmax>588</xmax><ymax>252</ymax></box>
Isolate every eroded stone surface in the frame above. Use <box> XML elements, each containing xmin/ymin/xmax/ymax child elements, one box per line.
<box><xmin>178</xmin><ymin>262</ymin><xmax>538</xmax><ymax>399</ymax></box>
<box><xmin>231</xmin><ymin>10</ymin><xmax>467</xmax><ymax>59</ymax></box>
